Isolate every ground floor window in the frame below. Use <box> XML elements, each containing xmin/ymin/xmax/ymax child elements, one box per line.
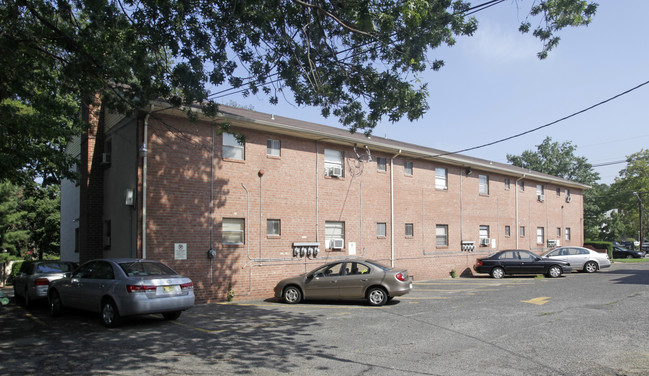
<box><xmin>405</xmin><ymin>223</ymin><xmax>414</xmax><ymax>237</ymax></box>
<box><xmin>436</xmin><ymin>225</ymin><xmax>448</xmax><ymax>247</ymax></box>
<box><xmin>537</xmin><ymin>227</ymin><xmax>545</xmax><ymax>244</ymax></box>
<box><xmin>377</xmin><ymin>222</ymin><xmax>386</xmax><ymax>238</ymax></box>
<box><xmin>267</xmin><ymin>219</ymin><xmax>281</xmax><ymax>236</ymax></box>
<box><xmin>565</xmin><ymin>227</ymin><xmax>571</xmax><ymax>241</ymax></box>
<box><xmin>505</xmin><ymin>225</ymin><xmax>511</xmax><ymax>237</ymax></box>
<box><xmin>223</xmin><ymin>218</ymin><xmax>245</xmax><ymax>244</ymax></box>
<box><xmin>520</xmin><ymin>226</ymin><xmax>526</xmax><ymax>238</ymax></box>
<box><xmin>325</xmin><ymin>221</ymin><xmax>345</xmax><ymax>249</ymax></box>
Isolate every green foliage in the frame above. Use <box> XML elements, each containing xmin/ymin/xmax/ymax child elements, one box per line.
<box><xmin>583</xmin><ymin>240</ymin><xmax>612</xmax><ymax>257</ymax></box>
<box><xmin>506</xmin><ymin>137</ymin><xmax>599</xmax><ymax>185</ymax></box>
<box><xmin>1</xmin><ymin>1</ymin><xmax>598</xmax><ymax>181</ymax></box>
<box><xmin>608</xmin><ymin>149</ymin><xmax>649</xmax><ymax>240</ymax></box>
<box><xmin>0</xmin><ymin>181</ymin><xmax>60</xmax><ymax>259</ymax></box>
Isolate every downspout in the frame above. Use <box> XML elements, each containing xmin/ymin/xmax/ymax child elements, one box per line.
<box><xmin>515</xmin><ymin>175</ymin><xmax>525</xmax><ymax>249</ymax></box>
<box><xmin>390</xmin><ymin>149</ymin><xmax>402</xmax><ymax>267</ymax></box>
<box><xmin>141</xmin><ymin>105</ymin><xmax>152</xmax><ymax>259</ymax></box>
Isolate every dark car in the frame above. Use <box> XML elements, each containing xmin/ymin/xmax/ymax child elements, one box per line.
<box><xmin>274</xmin><ymin>259</ymin><xmax>412</xmax><ymax>306</ymax></box>
<box><xmin>612</xmin><ymin>246</ymin><xmax>646</xmax><ymax>259</ymax></box>
<box><xmin>473</xmin><ymin>250</ymin><xmax>572</xmax><ymax>279</ymax></box>
<box><xmin>48</xmin><ymin>258</ymin><xmax>194</xmax><ymax>327</ymax></box>
<box><xmin>13</xmin><ymin>261</ymin><xmax>78</xmax><ymax>307</ymax></box>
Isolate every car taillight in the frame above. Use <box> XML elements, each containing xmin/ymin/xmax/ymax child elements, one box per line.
<box><xmin>34</xmin><ymin>278</ymin><xmax>49</xmax><ymax>286</ymax></box>
<box><xmin>180</xmin><ymin>282</ymin><xmax>193</xmax><ymax>290</ymax></box>
<box><xmin>476</xmin><ymin>260</ymin><xmax>483</xmax><ymax>266</ymax></box>
<box><xmin>126</xmin><ymin>285</ymin><xmax>157</xmax><ymax>293</ymax></box>
<box><xmin>395</xmin><ymin>273</ymin><xmax>406</xmax><ymax>282</ymax></box>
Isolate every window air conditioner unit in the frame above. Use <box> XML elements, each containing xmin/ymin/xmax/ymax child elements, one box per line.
<box><xmin>547</xmin><ymin>239</ymin><xmax>557</xmax><ymax>247</ymax></box>
<box><xmin>480</xmin><ymin>238</ymin><xmax>491</xmax><ymax>246</ymax></box>
<box><xmin>566</xmin><ymin>196</ymin><xmax>571</xmax><ymax>203</ymax></box>
<box><xmin>330</xmin><ymin>239</ymin><xmax>344</xmax><ymax>249</ymax></box>
<box><xmin>537</xmin><ymin>194</ymin><xmax>545</xmax><ymax>202</ymax></box>
<box><xmin>330</xmin><ymin>166</ymin><xmax>343</xmax><ymax>177</ymax></box>
<box><xmin>101</xmin><ymin>153</ymin><xmax>111</xmax><ymax>165</ymax></box>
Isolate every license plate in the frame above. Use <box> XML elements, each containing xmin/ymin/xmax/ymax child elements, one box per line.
<box><xmin>163</xmin><ymin>285</ymin><xmax>176</xmax><ymax>293</ymax></box>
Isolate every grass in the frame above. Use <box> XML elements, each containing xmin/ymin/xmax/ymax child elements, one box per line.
<box><xmin>611</xmin><ymin>257</ymin><xmax>649</xmax><ymax>263</ymax></box>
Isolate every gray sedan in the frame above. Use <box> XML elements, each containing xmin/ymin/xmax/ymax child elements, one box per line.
<box><xmin>13</xmin><ymin>261</ymin><xmax>78</xmax><ymax>307</ymax></box>
<box><xmin>274</xmin><ymin>259</ymin><xmax>412</xmax><ymax>306</ymax></box>
<box><xmin>48</xmin><ymin>258</ymin><xmax>194</xmax><ymax>327</ymax></box>
<box><xmin>541</xmin><ymin>246</ymin><xmax>611</xmax><ymax>273</ymax></box>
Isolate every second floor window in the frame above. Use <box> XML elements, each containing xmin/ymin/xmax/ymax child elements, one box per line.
<box><xmin>435</xmin><ymin>168</ymin><xmax>447</xmax><ymax>190</ymax></box>
<box><xmin>377</xmin><ymin>157</ymin><xmax>386</xmax><ymax>172</ymax></box>
<box><xmin>267</xmin><ymin>139</ymin><xmax>280</xmax><ymax>157</ymax></box>
<box><xmin>223</xmin><ymin>132</ymin><xmax>244</xmax><ymax>160</ymax></box>
<box><xmin>479</xmin><ymin>175</ymin><xmax>489</xmax><ymax>195</ymax></box>
<box><xmin>404</xmin><ymin>161</ymin><xmax>413</xmax><ymax>176</ymax></box>
<box><xmin>324</xmin><ymin>149</ymin><xmax>344</xmax><ymax>177</ymax></box>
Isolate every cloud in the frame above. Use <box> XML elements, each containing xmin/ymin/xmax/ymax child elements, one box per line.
<box><xmin>461</xmin><ymin>21</ymin><xmax>539</xmax><ymax>64</ymax></box>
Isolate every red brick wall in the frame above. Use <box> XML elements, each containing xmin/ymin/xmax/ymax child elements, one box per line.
<box><xmin>139</xmin><ymin>114</ymin><xmax>584</xmax><ymax>303</ymax></box>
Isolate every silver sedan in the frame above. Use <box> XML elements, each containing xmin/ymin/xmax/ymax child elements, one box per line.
<box><xmin>13</xmin><ymin>261</ymin><xmax>78</xmax><ymax>307</ymax></box>
<box><xmin>541</xmin><ymin>246</ymin><xmax>611</xmax><ymax>273</ymax></box>
<box><xmin>48</xmin><ymin>258</ymin><xmax>194</xmax><ymax>327</ymax></box>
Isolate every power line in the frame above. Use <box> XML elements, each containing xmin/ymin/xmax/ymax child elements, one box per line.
<box><xmin>433</xmin><ymin>80</ymin><xmax>649</xmax><ymax>158</ymax></box>
<box><xmin>591</xmin><ymin>160</ymin><xmax>628</xmax><ymax>168</ymax></box>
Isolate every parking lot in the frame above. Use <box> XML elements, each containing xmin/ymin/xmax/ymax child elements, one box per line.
<box><xmin>2</xmin><ymin>262</ymin><xmax>649</xmax><ymax>375</ymax></box>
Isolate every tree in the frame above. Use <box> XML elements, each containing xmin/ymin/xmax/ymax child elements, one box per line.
<box><xmin>506</xmin><ymin>137</ymin><xmax>600</xmax><ymax>185</ymax></box>
<box><xmin>1</xmin><ymin>0</ymin><xmax>598</xmax><ymax>183</ymax></box>
<box><xmin>609</xmin><ymin>149</ymin><xmax>649</xmax><ymax>241</ymax></box>
<box><xmin>506</xmin><ymin>136</ymin><xmax>605</xmax><ymax>240</ymax></box>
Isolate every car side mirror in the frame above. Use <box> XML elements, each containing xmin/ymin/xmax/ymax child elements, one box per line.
<box><xmin>314</xmin><ymin>272</ymin><xmax>324</xmax><ymax>278</ymax></box>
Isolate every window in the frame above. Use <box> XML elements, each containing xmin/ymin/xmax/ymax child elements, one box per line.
<box><xmin>479</xmin><ymin>225</ymin><xmax>490</xmax><ymax>240</ymax></box>
<box><xmin>325</xmin><ymin>221</ymin><xmax>345</xmax><ymax>248</ymax></box>
<box><xmin>435</xmin><ymin>168</ymin><xmax>448</xmax><ymax>190</ymax></box>
<box><xmin>537</xmin><ymin>227</ymin><xmax>545</xmax><ymax>244</ymax></box>
<box><xmin>565</xmin><ymin>189</ymin><xmax>571</xmax><ymax>197</ymax></box>
<box><xmin>223</xmin><ymin>132</ymin><xmax>244</xmax><ymax>160</ymax></box>
<box><xmin>505</xmin><ymin>225</ymin><xmax>511</xmax><ymax>237</ymax></box>
<box><xmin>376</xmin><ymin>222</ymin><xmax>386</xmax><ymax>237</ymax></box>
<box><xmin>267</xmin><ymin>139</ymin><xmax>280</xmax><ymax>157</ymax></box>
<box><xmin>556</xmin><ymin>187</ymin><xmax>561</xmax><ymax>197</ymax></box>
<box><xmin>267</xmin><ymin>219</ymin><xmax>281</xmax><ymax>236</ymax></box>
<box><xmin>479</xmin><ymin>175</ymin><xmax>489</xmax><ymax>195</ymax></box>
<box><xmin>520</xmin><ymin>226</ymin><xmax>526</xmax><ymax>237</ymax></box>
<box><xmin>104</xmin><ymin>220</ymin><xmax>111</xmax><ymax>249</ymax></box>
<box><xmin>377</xmin><ymin>157</ymin><xmax>386</xmax><ymax>172</ymax></box>
<box><xmin>505</xmin><ymin>178</ymin><xmax>510</xmax><ymax>190</ymax></box>
<box><xmin>74</xmin><ymin>228</ymin><xmax>80</xmax><ymax>253</ymax></box>
<box><xmin>404</xmin><ymin>161</ymin><xmax>413</xmax><ymax>176</ymax></box>
<box><xmin>519</xmin><ymin>180</ymin><xmax>525</xmax><ymax>192</ymax></box>
<box><xmin>223</xmin><ymin>218</ymin><xmax>245</xmax><ymax>244</ymax></box>
<box><xmin>405</xmin><ymin>223</ymin><xmax>414</xmax><ymax>237</ymax></box>
<box><xmin>324</xmin><ymin>149</ymin><xmax>344</xmax><ymax>177</ymax></box>
<box><xmin>536</xmin><ymin>184</ymin><xmax>544</xmax><ymax>195</ymax></box>
<box><xmin>556</xmin><ymin>227</ymin><xmax>561</xmax><ymax>237</ymax></box>
<box><xmin>565</xmin><ymin>227</ymin><xmax>571</xmax><ymax>241</ymax></box>
<box><xmin>436</xmin><ymin>225</ymin><xmax>448</xmax><ymax>247</ymax></box>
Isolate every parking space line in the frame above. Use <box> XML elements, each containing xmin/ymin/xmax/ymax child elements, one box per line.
<box><xmin>23</xmin><ymin>311</ymin><xmax>47</xmax><ymax>327</ymax></box>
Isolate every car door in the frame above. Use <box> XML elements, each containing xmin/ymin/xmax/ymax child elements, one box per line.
<box><xmin>337</xmin><ymin>262</ymin><xmax>372</xmax><ymax>299</ymax></box>
<box><xmin>74</xmin><ymin>261</ymin><xmax>117</xmax><ymax>312</ymax></box>
<box><xmin>497</xmin><ymin>251</ymin><xmax>522</xmax><ymax>274</ymax></box>
<box><xmin>303</xmin><ymin>262</ymin><xmax>343</xmax><ymax>300</ymax></box>
<box><xmin>566</xmin><ymin>248</ymin><xmax>588</xmax><ymax>269</ymax></box>
<box><xmin>518</xmin><ymin>251</ymin><xmax>545</xmax><ymax>274</ymax></box>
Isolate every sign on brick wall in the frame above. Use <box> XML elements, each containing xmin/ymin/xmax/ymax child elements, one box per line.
<box><xmin>174</xmin><ymin>243</ymin><xmax>187</xmax><ymax>260</ymax></box>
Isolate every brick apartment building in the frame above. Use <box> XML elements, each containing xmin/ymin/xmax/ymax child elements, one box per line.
<box><xmin>60</xmin><ymin>102</ymin><xmax>588</xmax><ymax>303</ymax></box>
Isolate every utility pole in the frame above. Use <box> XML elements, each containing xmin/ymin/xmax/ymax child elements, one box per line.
<box><xmin>633</xmin><ymin>192</ymin><xmax>643</xmax><ymax>251</ymax></box>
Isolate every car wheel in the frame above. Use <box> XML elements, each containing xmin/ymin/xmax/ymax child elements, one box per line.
<box><xmin>24</xmin><ymin>288</ymin><xmax>32</xmax><ymax>308</ymax></box>
<box><xmin>490</xmin><ymin>267</ymin><xmax>505</xmax><ymax>279</ymax></box>
<box><xmin>49</xmin><ymin>290</ymin><xmax>63</xmax><ymax>317</ymax></box>
<box><xmin>584</xmin><ymin>261</ymin><xmax>598</xmax><ymax>273</ymax></box>
<box><xmin>547</xmin><ymin>265</ymin><xmax>562</xmax><ymax>278</ymax></box>
<box><xmin>367</xmin><ymin>287</ymin><xmax>388</xmax><ymax>306</ymax></box>
<box><xmin>163</xmin><ymin>311</ymin><xmax>182</xmax><ymax>320</ymax></box>
<box><xmin>282</xmin><ymin>286</ymin><xmax>302</xmax><ymax>304</ymax></box>
<box><xmin>101</xmin><ymin>299</ymin><xmax>122</xmax><ymax>328</ymax></box>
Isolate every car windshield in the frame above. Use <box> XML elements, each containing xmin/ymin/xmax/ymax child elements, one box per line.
<box><xmin>36</xmin><ymin>263</ymin><xmax>76</xmax><ymax>273</ymax></box>
<box><xmin>119</xmin><ymin>261</ymin><xmax>178</xmax><ymax>277</ymax></box>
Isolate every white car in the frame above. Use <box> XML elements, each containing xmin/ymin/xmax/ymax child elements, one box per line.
<box><xmin>541</xmin><ymin>246</ymin><xmax>611</xmax><ymax>273</ymax></box>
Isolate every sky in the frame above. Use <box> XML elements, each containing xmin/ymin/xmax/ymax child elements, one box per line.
<box><xmin>211</xmin><ymin>1</ymin><xmax>649</xmax><ymax>185</ymax></box>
